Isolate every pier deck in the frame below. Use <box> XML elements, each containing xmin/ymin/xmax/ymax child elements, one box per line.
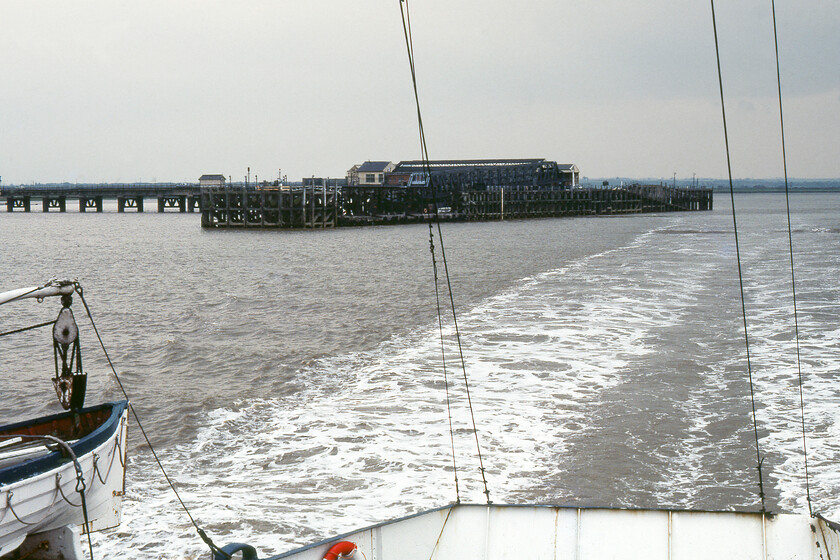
<box><xmin>0</xmin><ymin>184</ymin><xmax>200</xmax><ymax>213</ymax></box>
<box><xmin>199</xmin><ymin>184</ymin><xmax>712</xmax><ymax>228</ymax></box>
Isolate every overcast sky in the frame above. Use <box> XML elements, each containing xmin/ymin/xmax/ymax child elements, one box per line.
<box><xmin>1</xmin><ymin>0</ymin><xmax>838</xmax><ymax>184</ymax></box>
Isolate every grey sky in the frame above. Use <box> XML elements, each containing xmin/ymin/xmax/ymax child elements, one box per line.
<box><xmin>1</xmin><ymin>0</ymin><xmax>838</xmax><ymax>184</ymax></box>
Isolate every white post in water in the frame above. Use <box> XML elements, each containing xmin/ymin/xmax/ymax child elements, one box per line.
<box><xmin>501</xmin><ymin>187</ymin><xmax>505</xmax><ymax>221</ymax></box>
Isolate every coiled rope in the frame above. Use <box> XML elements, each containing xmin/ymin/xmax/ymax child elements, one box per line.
<box><xmin>709</xmin><ymin>0</ymin><xmax>766</xmax><ymax>513</ymax></box>
<box><xmin>398</xmin><ymin>0</ymin><xmax>492</xmax><ymax>504</ymax></box>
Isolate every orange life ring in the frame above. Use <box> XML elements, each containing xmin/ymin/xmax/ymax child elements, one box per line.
<box><xmin>323</xmin><ymin>541</ymin><xmax>357</xmax><ymax>560</ymax></box>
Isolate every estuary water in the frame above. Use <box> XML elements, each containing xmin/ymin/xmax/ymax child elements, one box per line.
<box><xmin>1</xmin><ymin>192</ymin><xmax>839</xmax><ymax>559</ymax></box>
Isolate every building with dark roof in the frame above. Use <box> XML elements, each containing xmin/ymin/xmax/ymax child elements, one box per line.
<box><xmin>198</xmin><ymin>174</ymin><xmax>226</xmax><ymax>187</ymax></box>
<box><xmin>346</xmin><ymin>161</ymin><xmax>396</xmax><ymax>186</ymax></box>
<box><xmin>556</xmin><ymin>164</ymin><xmax>580</xmax><ymax>186</ymax></box>
<box><xmin>392</xmin><ymin>159</ymin><xmax>579</xmax><ymax>189</ymax></box>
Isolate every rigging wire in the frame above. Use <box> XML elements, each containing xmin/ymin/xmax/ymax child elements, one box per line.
<box><xmin>73</xmin><ymin>285</ymin><xmax>232</xmax><ymax>559</ymax></box>
<box><xmin>710</xmin><ymin>0</ymin><xmax>766</xmax><ymax>514</ymax></box>
<box><xmin>398</xmin><ymin>0</ymin><xmax>492</xmax><ymax>504</ymax></box>
<box><xmin>428</xmin><ymin>224</ymin><xmax>461</xmax><ymax>503</ymax></box>
<box><xmin>0</xmin><ymin>320</ymin><xmax>55</xmax><ymax>338</ymax></box>
<box><xmin>771</xmin><ymin>0</ymin><xmax>813</xmax><ymax>517</ymax></box>
<box><xmin>437</xmin><ymin>221</ymin><xmax>492</xmax><ymax>504</ymax></box>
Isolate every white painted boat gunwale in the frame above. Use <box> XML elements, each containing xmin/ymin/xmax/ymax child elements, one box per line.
<box><xmin>0</xmin><ymin>404</ymin><xmax>129</xmax><ymax>556</ymax></box>
<box><xmin>264</xmin><ymin>503</ymin><xmax>840</xmax><ymax>560</ymax></box>
<box><xmin>263</xmin><ymin>503</ymin><xmax>456</xmax><ymax>560</ymax></box>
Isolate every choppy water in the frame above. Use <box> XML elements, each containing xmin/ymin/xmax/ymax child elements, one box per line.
<box><xmin>1</xmin><ymin>193</ymin><xmax>839</xmax><ymax>559</ymax></box>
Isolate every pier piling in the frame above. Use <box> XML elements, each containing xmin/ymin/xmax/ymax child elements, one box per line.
<box><xmin>42</xmin><ymin>196</ymin><xmax>67</xmax><ymax>212</ymax></box>
<box><xmin>79</xmin><ymin>197</ymin><xmax>104</xmax><ymax>212</ymax></box>
<box><xmin>117</xmin><ymin>196</ymin><xmax>144</xmax><ymax>212</ymax></box>
<box><xmin>157</xmin><ymin>196</ymin><xmax>187</xmax><ymax>212</ymax></box>
<box><xmin>5</xmin><ymin>197</ymin><xmax>31</xmax><ymax>212</ymax></box>
<box><xmin>200</xmin><ymin>184</ymin><xmax>712</xmax><ymax>228</ymax></box>
<box><xmin>201</xmin><ymin>186</ymin><xmax>339</xmax><ymax>228</ymax></box>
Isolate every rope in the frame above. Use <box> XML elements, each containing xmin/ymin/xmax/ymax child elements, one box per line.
<box><xmin>429</xmin><ymin>224</ymin><xmax>461</xmax><ymax>502</ymax></box>
<box><xmin>73</xmin><ymin>285</ymin><xmax>232</xmax><ymax>559</ymax></box>
<box><xmin>0</xmin><ymin>434</ymin><xmax>95</xmax><ymax>559</ymax></box>
<box><xmin>398</xmin><ymin>0</ymin><xmax>491</xmax><ymax>504</ymax></box>
<box><xmin>0</xmin><ymin>439</ymin><xmax>61</xmax><ymax>527</ymax></box>
<box><xmin>5</xmin><ymin>490</ymin><xmax>54</xmax><ymax>526</ymax></box>
<box><xmin>60</xmin><ymin>436</ymin><xmax>96</xmax><ymax>560</ymax></box>
<box><xmin>91</xmin><ymin>418</ymin><xmax>125</xmax><ymax>486</ymax></box>
<box><xmin>92</xmin><ymin>444</ymin><xmax>119</xmax><ymax>486</ymax></box>
<box><xmin>710</xmin><ymin>0</ymin><xmax>766</xmax><ymax>513</ymax></box>
<box><xmin>117</xmin><ymin>417</ymin><xmax>127</xmax><ymax>468</ymax></box>
<box><xmin>437</xmin><ymin>226</ymin><xmax>492</xmax><ymax>504</ymax></box>
<box><xmin>427</xmin><ymin>506</ymin><xmax>454</xmax><ymax>560</ymax></box>
<box><xmin>813</xmin><ymin>514</ymin><xmax>837</xmax><ymax>560</ymax></box>
<box><xmin>93</xmin><ymin>453</ymin><xmax>105</xmax><ymax>484</ymax></box>
<box><xmin>56</xmin><ymin>473</ymin><xmax>83</xmax><ymax>507</ymax></box>
<box><xmin>771</xmin><ymin>0</ymin><xmax>812</xmax><ymax>517</ymax></box>
<box><xmin>0</xmin><ymin>320</ymin><xmax>55</xmax><ymax>338</ymax></box>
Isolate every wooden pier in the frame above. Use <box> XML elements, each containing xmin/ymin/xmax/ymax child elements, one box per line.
<box><xmin>200</xmin><ymin>184</ymin><xmax>712</xmax><ymax>228</ymax></box>
<box><xmin>463</xmin><ymin>184</ymin><xmax>712</xmax><ymax>219</ymax></box>
<box><xmin>200</xmin><ymin>186</ymin><xmax>338</xmax><ymax>228</ymax></box>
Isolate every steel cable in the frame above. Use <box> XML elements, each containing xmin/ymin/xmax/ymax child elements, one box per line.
<box><xmin>0</xmin><ymin>320</ymin><xmax>55</xmax><ymax>338</ymax></box>
<box><xmin>74</xmin><ymin>285</ymin><xmax>232</xmax><ymax>559</ymax></box>
<box><xmin>710</xmin><ymin>0</ymin><xmax>766</xmax><ymax>513</ymax></box>
<box><xmin>429</xmin><ymin>224</ymin><xmax>461</xmax><ymax>502</ymax></box>
<box><xmin>770</xmin><ymin>0</ymin><xmax>813</xmax><ymax>517</ymax></box>
<box><xmin>398</xmin><ymin>0</ymin><xmax>492</xmax><ymax>504</ymax></box>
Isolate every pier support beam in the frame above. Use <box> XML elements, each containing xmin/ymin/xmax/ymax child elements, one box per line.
<box><xmin>5</xmin><ymin>197</ymin><xmax>31</xmax><ymax>212</ymax></box>
<box><xmin>42</xmin><ymin>196</ymin><xmax>67</xmax><ymax>212</ymax></box>
<box><xmin>79</xmin><ymin>196</ymin><xmax>104</xmax><ymax>212</ymax></box>
<box><xmin>157</xmin><ymin>195</ymin><xmax>186</xmax><ymax>212</ymax></box>
<box><xmin>117</xmin><ymin>196</ymin><xmax>144</xmax><ymax>212</ymax></box>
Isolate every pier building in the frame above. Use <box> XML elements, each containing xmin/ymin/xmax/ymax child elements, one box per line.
<box><xmin>346</xmin><ymin>162</ymin><xmax>397</xmax><ymax>186</ymax></box>
<box><xmin>198</xmin><ymin>174</ymin><xmax>227</xmax><ymax>188</ymax></box>
<box><xmin>392</xmin><ymin>159</ymin><xmax>580</xmax><ymax>189</ymax></box>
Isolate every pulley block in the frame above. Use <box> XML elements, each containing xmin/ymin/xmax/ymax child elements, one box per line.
<box><xmin>52</xmin><ymin>298</ymin><xmax>87</xmax><ymax>410</ymax></box>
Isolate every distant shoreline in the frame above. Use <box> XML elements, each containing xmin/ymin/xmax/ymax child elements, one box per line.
<box><xmin>711</xmin><ymin>186</ymin><xmax>840</xmax><ymax>193</ymax></box>
<box><xmin>582</xmin><ymin>179</ymin><xmax>840</xmax><ymax>193</ymax></box>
